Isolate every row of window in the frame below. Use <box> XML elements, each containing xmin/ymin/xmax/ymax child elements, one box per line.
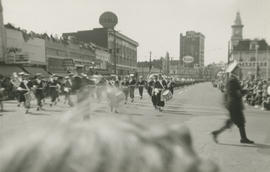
<box><xmin>46</xmin><ymin>48</ymin><xmax>94</xmax><ymax>60</ymax></box>
<box><xmin>239</xmin><ymin>62</ymin><xmax>268</xmax><ymax>67</ymax></box>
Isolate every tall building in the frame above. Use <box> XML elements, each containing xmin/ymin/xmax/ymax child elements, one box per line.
<box><xmin>229</xmin><ymin>12</ymin><xmax>270</xmax><ymax>80</ymax></box>
<box><xmin>0</xmin><ymin>0</ymin><xmax>6</xmax><ymax>62</ymax></box>
<box><xmin>180</xmin><ymin>31</ymin><xmax>205</xmax><ymax>68</ymax></box>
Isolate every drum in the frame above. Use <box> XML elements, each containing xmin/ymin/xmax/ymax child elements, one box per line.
<box><xmin>162</xmin><ymin>89</ymin><xmax>173</xmax><ymax>102</ymax></box>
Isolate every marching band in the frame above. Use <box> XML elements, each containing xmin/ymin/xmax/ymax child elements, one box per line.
<box><xmin>0</xmin><ymin>72</ymin><xmax>176</xmax><ymax>115</ymax></box>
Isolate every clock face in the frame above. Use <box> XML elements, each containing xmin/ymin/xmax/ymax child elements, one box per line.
<box><xmin>234</xmin><ymin>29</ymin><xmax>240</xmax><ymax>35</ymax></box>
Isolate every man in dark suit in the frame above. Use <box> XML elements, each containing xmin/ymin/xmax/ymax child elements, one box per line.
<box><xmin>211</xmin><ymin>73</ymin><xmax>254</xmax><ymax>144</ymax></box>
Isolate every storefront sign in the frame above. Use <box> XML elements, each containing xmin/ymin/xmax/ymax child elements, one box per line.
<box><xmin>183</xmin><ymin>56</ymin><xmax>194</xmax><ymax>63</ymax></box>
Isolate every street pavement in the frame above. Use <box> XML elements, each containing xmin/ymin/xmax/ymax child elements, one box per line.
<box><xmin>0</xmin><ymin>82</ymin><xmax>270</xmax><ymax>172</ymax></box>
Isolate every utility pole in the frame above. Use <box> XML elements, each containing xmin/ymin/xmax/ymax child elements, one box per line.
<box><xmin>255</xmin><ymin>44</ymin><xmax>259</xmax><ymax>80</ymax></box>
<box><xmin>149</xmin><ymin>51</ymin><xmax>152</xmax><ymax>73</ymax></box>
<box><xmin>267</xmin><ymin>49</ymin><xmax>269</xmax><ymax>81</ymax></box>
<box><xmin>113</xmin><ymin>29</ymin><xmax>117</xmax><ymax>75</ymax></box>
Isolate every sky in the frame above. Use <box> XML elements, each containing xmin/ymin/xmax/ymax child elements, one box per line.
<box><xmin>2</xmin><ymin>0</ymin><xmax>270</xmax><ymax>65</ymax></box>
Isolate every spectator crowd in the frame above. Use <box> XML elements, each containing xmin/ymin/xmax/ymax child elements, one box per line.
<box><xmin>214</xmin><ymin>78</ymin><xmax>270</xmax><ymax>111</ymax></box>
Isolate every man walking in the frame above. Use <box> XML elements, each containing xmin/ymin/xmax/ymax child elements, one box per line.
<box><xmin>211</xmin><ymin>73</ymin><xmax>254</xmax><ymax>144</ymax></box>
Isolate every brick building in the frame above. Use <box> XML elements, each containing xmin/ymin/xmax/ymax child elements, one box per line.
<box><xmin>63</xmin><ymin>27</ymin><xmax>138</xmax><ymax>75</ymax></box>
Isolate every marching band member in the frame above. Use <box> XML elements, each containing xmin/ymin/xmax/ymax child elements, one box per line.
<box><xmin>147</xmin><ymin>77</ymin><xmax>155</xmax><ymax>108</ymax></box>
<box><xmin>17</xmin><ymin>72</ymin><xmax>33</xmax><ymax>114</ymax></box>
<box><xmin>32</xmin><ymin>73</ymin><xmax>45</xmax><ymax>111</ymax></box>
<box><xmin>137</xmin><ymin>76</ymin><xmax>145</xmax><ymax>100</ymax></box>
<box><xmin>63</xmin><ymin>75</ymin><xmax>74</xmax><ymax>107</ymax></box>
<box><xmin>167</xmin><ymin>77</ymin><xmax>176</xmax><ymax>95</ymax></box>
<box><xmin>121</xmin><ymin>76</ymin><xmax>129</xmax><ymax>104</ymax></box>
<box><xmin>152</xmin><ymin>74</ymin><xmax>167</xmax><ymax>112</ymax></box>
<box><xmin>48</xmin><ymin>74</ymin><xmax>59</xmax><ymax>107</ymax></box>
<box><xmin>147</xmin><ymin>77</ymin><xmax>155</xmax><ymax>96</ymax></box>
<box><xmin>0</xmin><ymin>77</ymin><xmax>5</xmax><ymax>112</ymax></box>
<box><xmin>129</xmin><ymin>75</ymin><xmax>136</xmax><ymax>103</ymax></box>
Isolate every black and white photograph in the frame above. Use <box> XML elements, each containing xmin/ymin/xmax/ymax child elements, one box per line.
<box><xmin>0</xmin><ymin>0</ymin><xmax>270</xmax><ymax>171</ymax></box>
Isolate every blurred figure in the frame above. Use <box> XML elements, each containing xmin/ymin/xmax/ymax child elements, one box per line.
<box><xmin>17</xmin><ymin>72</ymin><xmax>33</xmax><ymax>114</ymax></box>
<box><xmin>106</xmin><ymin>83</ymin><xmax>124</xmax><ymax>113</ymax></box>
<box><xmin>0</xmin><ymin>110</ymin><xmax>218</xmax><ymax>172</ymax></box>
<box><xmin>48</xmin><ymin>74</ymin><xmax>59</xmax><ymax>107</ymax></box>
<box><xmin>32</xmin><ymin>73</ymin><xmax>46</xmax><ymax>111</ymax></box>
<box><xmin>211</xmin><ymin>73</ymin><xmax>254</xmax><ymax>144</ymax></box>
<box><xmin>63</xmin><ymin>76</ymin><xmax>74</xmax><ymax>107</ymax></box>
<box><xmin>0</xmin><ymin>76</ymin><xmax>5</xmax><ymax>112</ymax></box>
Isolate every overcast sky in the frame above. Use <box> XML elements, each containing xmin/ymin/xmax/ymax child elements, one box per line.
<box><xmin>2</xmin><ymin>0</ymin><xmax>270</xmax><ymax>64</ymax></box>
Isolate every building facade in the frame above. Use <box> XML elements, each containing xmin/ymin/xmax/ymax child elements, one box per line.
<box><xmin>0</xmin><ymin>0</ymin><xmax>7</xmax><ymax>62</ymax></box>
<box><xmin>63</xmin><ymin>27</ymin><xmax>139</xmax><ymax>75</ymax></box>
<box><xmin>180</xmin><ymin>31</ymin><xmax>205</xmax><ymax>68</ymax></box>
<box><xmin>6</xmin><ymin>27</ymin><xmax>46</xmax><ymax>65</ymax></box>
<box><xmin>94</xmin><ymin>44</ymin><xmax>110</xmax><ymax>70</ymax></box>
<box><xmin>45</xmin><ymin>39</ymin><xmax>96</xmax><ymax>74</ymax></box>
<box><xmin>229</xmin><ymin>12</ymin><xmax>270</xmax><ymax>80</ymax></box>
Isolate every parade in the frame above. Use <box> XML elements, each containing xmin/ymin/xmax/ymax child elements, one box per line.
<box><xmin>0</xmin><ymin>0</ymin><xmax>270</xmax><ymax>172</ymax></box>
<box><xmin>0</xmin><ymin>71</ymin><xmax>197</xmax><ymax>115</ymax></box>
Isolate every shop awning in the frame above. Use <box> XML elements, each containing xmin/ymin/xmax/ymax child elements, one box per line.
<box><xmin>23</xmin><ymin>67</ymin><xmax>50</xmax><ymax>77</ymax></box>
<box><xmin>0</xmin><ymin>65</ymin><xmax>24</xmax><ymax>76</ymax></box>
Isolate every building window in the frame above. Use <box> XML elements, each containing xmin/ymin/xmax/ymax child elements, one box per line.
<box><xmin>250</xmin><ymin>57</ymin><xmax>256</xmax><ymax>61</ymax></box>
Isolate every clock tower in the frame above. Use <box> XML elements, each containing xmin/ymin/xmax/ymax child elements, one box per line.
<box><xmin>231</xmin><ymin>12</ymin><xmax>244</xmax><ymax>48</ymax></box>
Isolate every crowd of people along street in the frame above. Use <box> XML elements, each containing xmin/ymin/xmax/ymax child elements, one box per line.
<box><xmin>0</xmin><ymin>72</ymin><xmax>199</xmax><ymax>115</ymax></box>
<box><xmin>213</xmin><ymin>77</ymin><xmax>270</xmax><ymax>111</ymax></box>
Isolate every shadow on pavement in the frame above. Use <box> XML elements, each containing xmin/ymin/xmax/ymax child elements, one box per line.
<box><xmin>163</xmin><ymin>109</ymin><xmax>191</xmax><ymax>115</ymax></box>
<box><xmin>44</xmin><ymin>109</ymin><xmax>63</xmax><ymax>113</ymax></box>
<box><xmin>218</xmin><ymin>143</ymin><xmax>270</xmax><ymax>149</ymax></box>
<box><xmin>27</xmin><ymin>112</ymin><xmax>51</xmax><ymax>116</ymax></box>
<box><xmin>0</xmin><ymin>109</ymin><xmax>17</xmax><ymax>113</ymax></box>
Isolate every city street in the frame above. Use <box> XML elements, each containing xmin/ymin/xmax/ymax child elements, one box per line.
<box><xmin>0</xmin><ymin>82</ymin><xmax>270</xmax><ymax>172</ymax></box>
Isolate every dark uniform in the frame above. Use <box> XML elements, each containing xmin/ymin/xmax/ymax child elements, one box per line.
<box><xmin>137</xmin><ymin>79</ymin><xmax>145</xmax><ymax>99</ymax></box>
<box><xmin>0</xmin><ymin>80</ymin><xmax>5</xmax><ymax>111</ymax></box>
<box><xmin>152</xmin><ymin>79</ymin><xmax>167</xmax><ymax>111</ymax></box>
<box><xmin>167</xmin><ymin>80</ymin><xmax>176</xmax><ymax>95</ymax></box>
<box><xmin>211</xmin><ymin>75</ymin><xmax>254</xmax><ymax>144</ymax></box>
<box><xmin>121</xmin><ymin>80</ymin><xmax>129</xmax><ymax>103</ymax></box>
<box><xmin>48</xmin><ymin>79</ymin><xmax>58</xmax><ymax>106</ymax></box>
<box><xmin>129</xmin><ymin>78</ymin><xmax>136</xmax><ymax>102</ymax></box>
<box><xmin>32</xmin><ymin>78</ymin><xmax>45</xmax><ymax>110</ymax></box>
<box><xmin>147</xmin><ymin>79</ymin><xmax>155</xmax><ymax>96</ymax></box>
